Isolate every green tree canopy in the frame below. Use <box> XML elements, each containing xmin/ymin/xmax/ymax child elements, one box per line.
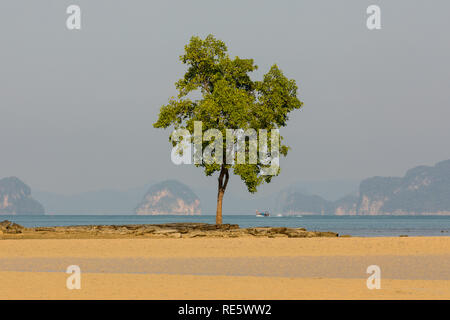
<box><xmin>154</xmin><ymin>34</ymin><xmax>303</xmax><ymax>223</ymax></box>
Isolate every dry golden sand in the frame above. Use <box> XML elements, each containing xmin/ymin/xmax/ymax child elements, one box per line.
<box><xmin>2</xmin><ymin>272</ymin><xmax>449</xmax><ymax>300</ymax></box>
<box><xmin>2</xmin><ymin>237</ymin><xmax>449</xmax><ymax>258</ymax></box>
<box><xmin>0</xmin><ymin>237</ymin><xmax>449</xmax><ymax>299</ymax></box>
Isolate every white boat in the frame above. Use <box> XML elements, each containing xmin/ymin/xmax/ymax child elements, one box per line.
<box><xmin>256</xmin><ymin>210</ymin><xmax>270</xmax><ymax>217</ymax></box>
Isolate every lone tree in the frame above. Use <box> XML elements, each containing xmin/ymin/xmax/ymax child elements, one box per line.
<box><xmin>154</xmin><ymin>35</ymin><xmax>303</xmax><ymax>224</ymax></box>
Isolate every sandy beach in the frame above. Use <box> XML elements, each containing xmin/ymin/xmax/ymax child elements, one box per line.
<box><xmin>0</xmin><ymin>237</ymin><xmax>449</xmax><ymax>299</ymax></box>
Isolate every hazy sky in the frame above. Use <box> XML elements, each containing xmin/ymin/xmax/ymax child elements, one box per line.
<box><xmin>1</xmin><ymin>0</ymin><xmax>449</xmax><ymax>195</ymax></box>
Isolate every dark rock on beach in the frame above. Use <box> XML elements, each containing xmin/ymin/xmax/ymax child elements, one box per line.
<box><xmin>0</xmin><ymin>220</ymin><xmax>25</xmax><ymax>234</ymax></box>
<box><xmin>0</xmin><ymin>220</ymin><xmax>338</xmax><ymax>239</ymax></box>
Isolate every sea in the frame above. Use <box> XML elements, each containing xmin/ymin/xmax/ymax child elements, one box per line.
<box><xmin>2</xmin><ymin>214</ymin><xmax>450</xmax><ymax>237</ymax></box>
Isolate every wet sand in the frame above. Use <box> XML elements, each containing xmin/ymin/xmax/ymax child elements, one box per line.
<box><xmin>0</xmin><ymin>237</ymin><xmax>449</xmax><ymax>299</ymax></box>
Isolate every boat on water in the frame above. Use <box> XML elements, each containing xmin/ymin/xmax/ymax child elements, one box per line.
<box><xmin>256</xmin><ymin>210</ymin><xmax>270</xmax><ymax>217</ymax></box>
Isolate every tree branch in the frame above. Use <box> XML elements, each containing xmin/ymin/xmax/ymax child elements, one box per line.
<box><xmin>218</xmin><ymin>166</ymin><xmax>225</xmax><ymax>190</ymax></box>
<box><xmin>223</xmin><ymin>168</ymin><xmax>229</xmax><ymax>191</ymax></box>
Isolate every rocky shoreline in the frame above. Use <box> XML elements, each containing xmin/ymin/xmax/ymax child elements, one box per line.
<box><xmin>0</xmin><ymin>220</ymin><xmax>339</xmax><ymax>239</ymax></box>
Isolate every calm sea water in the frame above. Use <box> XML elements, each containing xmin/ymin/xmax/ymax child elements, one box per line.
<box><xmin>2</xmin><ymin>215</ymin><xmax>450</xmax><ymax>237</ymax></box>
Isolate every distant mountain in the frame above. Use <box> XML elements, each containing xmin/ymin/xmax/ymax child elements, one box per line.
<box><xmin>280</xmin><ymin>160</ymin><xmax>450</xmax><ymax>215</ymax></box>
<box><xmin>0</xmin><ymin>177</ymin><xmax>45</xmax><ymax>215</ymax></box>
<box><xmin>34</xmin><ymin>184</ymin><xmax>151</xmax><ymax>215</ymax></box>
<box><xmin>333</xmin><ymin>195</ymin><xmax>358</xmax><ymax>215</ymax></box>
<box><xmin>279</xmin><ymin>180</ymin><xmax>358</xmax><ymax>202</ymax></box>
<box><xmin>355</xmin><ymin>160</ymin><xmax>450</xmax><ymax>215</ymax></box>
<box><xmin>135</xmin><ymin>180</ymin><xmax>201</xmax><ymax>215</ymax></box>
<box><xmin>282</xmin><ymin>192</ymin><xmax>332</xmax><ymax>215</ymax></box>
<box><xmin>274</xmin><ymin>180</ymin><xmax>358</xmax><ymax>215</ymax></box>
<box><xmin>30</xmin><ymin>159</ymin><xmax>450</xmax><ymax>216</ymax></box>
<box><xmin>33</xmin><ymin>178</ymin><xmax>358</xmax><ymax>215</ymax></box>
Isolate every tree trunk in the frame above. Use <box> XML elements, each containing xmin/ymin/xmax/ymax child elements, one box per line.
<box><xmin>216</xmin><ymin>188</ymin><xmax>224</xmax><ymax>225</ymax></box>
<box><xmin>216</xmin><ymin>165</ymin><xmax>229</xmax><ymax>225</ymax></box>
